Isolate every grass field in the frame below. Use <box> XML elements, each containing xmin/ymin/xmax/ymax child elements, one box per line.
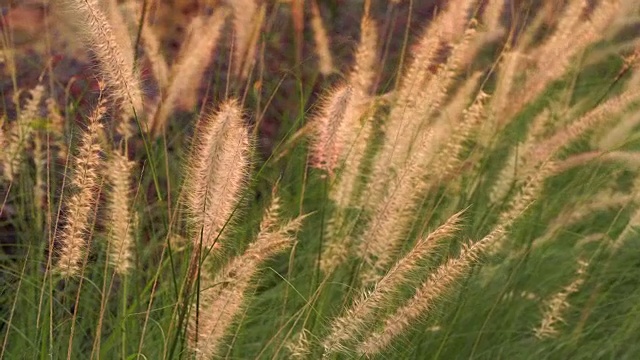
<box><xmin>2</xmin><ymin>0</ymin><xmax>640</xmax><ymax>359</ymax></box>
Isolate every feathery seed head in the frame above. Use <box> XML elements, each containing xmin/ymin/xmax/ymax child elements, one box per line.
<box><xmin>3</xmin><ymin>85</ymin><xmax>45</xmax><ymax>182</ymax></box>
<box><xmin>55</xmin><ymin>101</ymin><xmax>106</xmax><ymax>278</ymax></box>
<box><xmin>310</xmin><ymin>0</ymin><xmax>335</xmax><ymax>75</ymax></box>
<box><xmin>534</xmin><ymin>259</ymin><xmax>590</xmax><ymax>339</ymax></box>
<box><xmin>350</xmin><ymin>15</ymin><xmax>378</xmax><ymax>99</ymax></box>
<box><xmin>358</xmin><ymin>226</ymin><xmax>504</xmax><ymax>356</ymax></box>
<box><xmin>106</xmin><ymin>149</ymin><xmax>136</xmax><ymax>275</ymax></box>
<box><xmin>323</xmin><ymin>211</ymin><xmax>464</xmax><ymax>355</ymax></box>
<box><xmin>62</xmin><ymin>0</ymin><xmax>143</xmax><ymax>115</ymax></box>
<box><xmin>185</xmin><ymin>99</ymin><xmax>252</xmax><ymax>251</ymax></box>
<box><xmin>310</xmin><ymin>85</ymin><xmax>354</xmax><ymax>175</ymax></box>
<box><xmin>148</xmin><ymin>9</ymin><xmax>229</xmax><ymax>136</ymax></box>
<box><xmin>46</xmin><ymin>97</ymin><xmax>68</xmax><ymax>159</ymax></box>
<box><xmin>188</xmin><ymin>194</ymin><xmax>303</xmax><ymax>358</ymax></box>
<box><xmin>227</xmin><ymin>0</ymin><xmax>263</xmax><ymax>79</ymax></box>
<box><xmin>482</xmin><ymin>0</ymin><xmax>506</xmax><ymax>32</ymax></box>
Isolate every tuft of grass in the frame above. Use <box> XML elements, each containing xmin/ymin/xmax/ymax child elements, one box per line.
<box><xmin>1</xmin><ymin>1</ymin><xmax>640</xmax><ymax>359</ymax></box>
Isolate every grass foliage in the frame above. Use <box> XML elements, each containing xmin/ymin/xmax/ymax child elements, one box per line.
<box><xmin>2</xmin><ymin>0</ymin><xmax>640</xmax><ymax>359</ymax></box>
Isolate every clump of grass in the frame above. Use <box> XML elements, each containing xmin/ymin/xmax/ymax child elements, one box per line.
<box><xmin>2</xmin><ymin>1</ymin><xmax>640</xmax><ymax>359</ymax></box>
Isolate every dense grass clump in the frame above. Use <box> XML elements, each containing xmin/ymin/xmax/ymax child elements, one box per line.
<box><xmin>2</xmin><ymin>0</ymin><xmax>640</xmax><ymax>359</ymax></box>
